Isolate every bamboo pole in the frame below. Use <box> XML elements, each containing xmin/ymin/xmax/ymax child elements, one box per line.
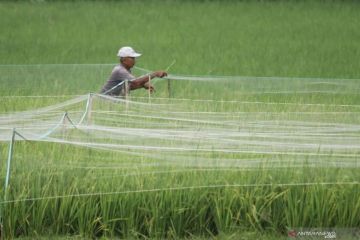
<box><xmin>1</xmin><ymin>129</ymin><xmax>26</xmax><ymax>238</ymax></box>
<box><xmin>125</xmin><ymin>79</ymin><xmax>129</xmax><ymax>111</ymax></box>
<box><xmin>87</xmin><ymin>93</ymin><xmax>93</xmax><ymax>125</ymax></box>
<box><xmin>167</xmin><ymin>79</ymin><xmax>171</xmax><ymax>98</ymax></box>
<box><xmin>148</xmin><ymin>75</ymin><xmax>151</xmax><ymax>104</ymax></box>
<box><xmin>77</xmin><ymin>93</ymin><xmax>92</xmax><ymax>126</ymax></box>
<box><xmin>4</xmin><ymin>129</ymin><xmax>16</xmax><ymax>190</ymax></box>
<box><xmin>165</xmin><ymin>60</ymin><xmax>176</xmax><ymax>99</ymax></box>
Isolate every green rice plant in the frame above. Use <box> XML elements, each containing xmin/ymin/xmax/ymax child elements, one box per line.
<box><xmin>1</xmin><ymin>1</ymin><xmax>360</xmax><ymax>239</ymax></box>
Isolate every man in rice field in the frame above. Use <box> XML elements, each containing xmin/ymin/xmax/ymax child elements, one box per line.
<box><xmin>100</xmin><ymin>46</ymin><xmax>167</xmax><ymax>97</ymax></box>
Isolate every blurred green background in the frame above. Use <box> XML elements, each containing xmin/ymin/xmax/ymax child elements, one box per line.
<box><xmin>1</xmin><ymin>0</ymin><xmax>360</xmax><ymax>77</ymax></box>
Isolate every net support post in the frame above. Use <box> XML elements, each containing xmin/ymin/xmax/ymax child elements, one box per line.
<box><xmin>148</xmin><ymin>75</ymin><xmax>151</xmax><ymax>104</ymax></box>
<box><xmin>0</xmin><ymin>142</ymin><xmax>3</xmax><ymax>238</ymax></box>
<box><xmin>4</xmin><ymin>128</ymin><xmax>16</xmax><ymax>191</ymax></box>
<box><xmin>77</xmin><ymin>93</ymin><xmax>92</xmax><ymax>126</ymax></box>
<box><xmin>87</xmin><ymin>93</ymin><xmax>93</xmax><ymax>125</ymax></box>
<box><xmin>61</xmin><ymin>112</ymin><xmax>68</xmax><ymax>138</ymax></box>
<box><xmin>1</xmin><ymin>129</ymin><xmax>26</xmax><ymax>238</ymax></box>
<box><xmin>124</xmin><ymin>79</ymin><xmax>129</xmax><ymax>100</ymax></box>
<box><xmin>167</xmin><ymin>79</ymin><xmax>171</xmax><ymax>98</ymax></box>
<box><xmin>124</xmin><ymin>80</ymin><xmax>129</xmax><ymax>111</ymax></box>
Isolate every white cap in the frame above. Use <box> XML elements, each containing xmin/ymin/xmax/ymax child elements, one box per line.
<box><xmin>117</xmin><ymin>46</ymin><xmax>142</xmax><ymax>58</ymax></box>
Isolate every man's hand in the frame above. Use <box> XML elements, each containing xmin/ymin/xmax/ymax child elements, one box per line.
<box><xmin>153</xmin><ymin>71</ymin><xmax>168</xmax><ymax>78</ymax></box>
<box><xmin>144</xmin><ymin>82</ymin><xmax>155</xmax><ymax>93</ymax></box>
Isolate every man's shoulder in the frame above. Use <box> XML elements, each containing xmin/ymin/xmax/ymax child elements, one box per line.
<box><xmin>111</xmin><ymin>64</ymin><xmax>130</xmax><ymax>77</ymax></box>
<box><xmin>109</xmin><ymin>64</ymin><xmax>134</xmax><ymax>81</ymax></box>
<box><xmin>112</xmin><ymin>64</ymin><xmax>128</xmax><ymax>73</ymax></box>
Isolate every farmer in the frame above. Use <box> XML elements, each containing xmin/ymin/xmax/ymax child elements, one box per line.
<box><xmin>100</xmin><ymin>46</ymin><xmax>167</xmax><ymax>96</ymax></box>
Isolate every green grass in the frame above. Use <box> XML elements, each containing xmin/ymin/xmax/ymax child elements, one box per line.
<box><xmin>0</xmin><ymin>0</ymin><xmax>360</xmax><ymax>239</ymax></box>
<box><xmin>1</xmin><ymin>0</ymin><xmax>360</xmax><ymax>76</ymax></box>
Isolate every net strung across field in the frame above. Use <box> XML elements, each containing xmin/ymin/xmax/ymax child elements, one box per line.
<box><xmin>0</xmin><ymin>68</ymin><xmax>360</xmax><ymax>205</ymax></box>
<box><xmin>1</xmin><ymin>64</ymin><xmax>360</xmax><ymax>96</ymax></box>
<box><xmin>1</xmin><ymin>92</ymin><xmax>359</xmax><ymax>169</ymax></box>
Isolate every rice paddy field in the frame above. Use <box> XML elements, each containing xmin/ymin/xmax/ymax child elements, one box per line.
<box><xmin>1</xmin><ymin>0</ymin><xmax>360</xmax><ymax>239</ymax></box>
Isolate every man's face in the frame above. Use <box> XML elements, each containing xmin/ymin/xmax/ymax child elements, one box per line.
<box><xmin>123</xmin><ymin>57</ymin><xmax>136</xmax><ymax>68</ymax></box>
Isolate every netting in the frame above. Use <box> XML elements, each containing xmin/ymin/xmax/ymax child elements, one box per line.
<box><xmin>1</xmin><ymin>92</ymin><xmax>359</xmax><ymax>163</ymax></box>
<box><xmin>1</xmin><ymin>63</ymin><xmax>360</xmax><ymax>97</ymax></box>
<box><xmin>0</xmin><ymin>65</ymin><xmax>360</xmax><ymax>205</ymax></box>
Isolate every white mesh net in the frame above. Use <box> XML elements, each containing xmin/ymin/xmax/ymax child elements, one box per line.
<box><xmin>1</xmin><ymin>92</ymin><xmax>359</xmax><ymax>170</ymax></box>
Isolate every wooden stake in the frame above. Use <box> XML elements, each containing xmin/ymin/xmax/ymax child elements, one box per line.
<box><xmin>87</xmin><ymin>93</ymin><xmax>93</xmax><ymax>125</ymax></box>
<box><xmin>167</xmin><ymin>79</ymin><xmax>171</xmax><ymax>98</ymax></box>
<box><xmin>148</xmin><ymin>75</ymin><xmax>151</xmax><ymax>104</ymax></box>
<box><xmin>165</xmin><ymin>60</ymin><xmax>176</xmax><ymax>99</ymax></box>
<box><xmin>125</xmin><ymin>80</ymin><xmax>129</xmax><ymax>112</ymax></box>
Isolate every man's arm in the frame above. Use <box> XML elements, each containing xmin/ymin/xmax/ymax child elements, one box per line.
<box><xmin>129</xmin><ymin>71</ymin><xmax>167</xmax><ymax>90</ymax></box>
